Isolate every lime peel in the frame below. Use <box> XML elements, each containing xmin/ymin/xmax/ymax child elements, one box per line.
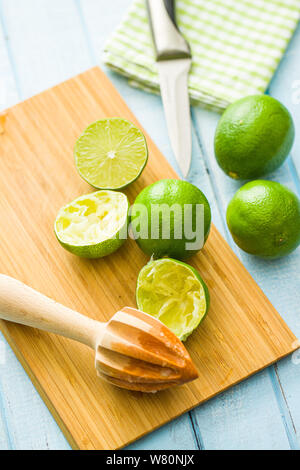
<box><xmin>55</xmin><ymin>190</ymin><xmax>129</xmax><ymax>258</ymax></box>
<box><xmin>136</xmin><ymin>258</ymin><xmax>209</xmax><ymax>341</ymax></box>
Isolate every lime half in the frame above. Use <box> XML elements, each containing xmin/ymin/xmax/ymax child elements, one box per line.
<box><xmin>74</xmin><ymin>118</ymin><xmax>148</xmax><ymax>190</ymax></box>
<box><xmin>136</xmin><ymin>258</ymin><xmax>209</xmax><ymax>341</ymax></box>
<box><xmin>55</xmin><ymin>190</ymin><xmax>129</xmax><ymax>258</ymax></box>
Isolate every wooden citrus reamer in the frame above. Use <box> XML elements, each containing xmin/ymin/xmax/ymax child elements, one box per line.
<box><xmin>0</xmin><ymin>275</ymin><xmax>198</xmax><ymax>392</ymax></box>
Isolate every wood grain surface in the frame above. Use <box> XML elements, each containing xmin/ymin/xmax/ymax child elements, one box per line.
<box><xmin>0</xmin><ymin>66</ymin><xmax>298</xmax><ymax>450</ymax></box>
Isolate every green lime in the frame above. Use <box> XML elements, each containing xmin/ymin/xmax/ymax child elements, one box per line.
<box><xmin>74</xmin><ymin>118</ymin><xmax>148</xmax><ymax>190</ymax></box>
<box><xmin>131</xmin><ymin>179</ymin><xmax>211</xmax><ymax>260</ymax></box>
<box><xmin>227</xmin><ymin>180</ymin><xmax>300</xmax><ymax>259</ymax></box>
<box><xmin>136</xmin><ymin>258</ymin><xmax>210</xmax><ymax>341</ymax></box>
<box><xmin>54</xmin><ymin>190</ymin><xmax>129</xmax><ymax>258</ymax></box>
<box><xmin>214</xmin><ymin>95</ymin><xmax>295</xmax><ymax>179</ymax></box>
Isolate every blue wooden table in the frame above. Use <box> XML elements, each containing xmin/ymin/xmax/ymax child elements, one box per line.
<box><xmin>0</xmin><ymin>0</ymin><xmax>299</xmax><ymax>450</ymax></box>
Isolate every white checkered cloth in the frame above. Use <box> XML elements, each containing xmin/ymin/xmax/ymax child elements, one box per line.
<box><xmin>103</xmin><ymin>0</ymin><xmax>300</xmax><ymax>111</ymax></box>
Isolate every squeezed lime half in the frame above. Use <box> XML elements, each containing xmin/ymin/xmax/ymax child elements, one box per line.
<box><xmin>74</xmin><ymin>118</ymin><xmax>148</xmax><ymax>190</ymax></box>
<box><xmin>136</xmin><ymin>258</ymin><xmax>209</xmax><ymax>341</ymax></box>
<box><xmin>54</xmin><ymin>190</ymin><xmax>129</xmax><ymax>258</ymax></box>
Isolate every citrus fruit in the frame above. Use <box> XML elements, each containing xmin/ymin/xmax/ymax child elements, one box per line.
<box><xmin>227</xmin><ymin>180</ymin><xmax>300</xmax><ymax>259</ymax></box>
<box><xmin>136</xmin><ymin>258</ymin><xmax>209</xmax><ymax>341</ymax></box>
<box><xmin>55</xmin><ymin>190</ymin><xmax>129</xmax><ymax>258</ymax></box>
<box><xmin>130</xmin><ymin>179</ymin><xmax>211</xmax><ymax>260</ymax></box>
<box><xmin>214</xmin><ymin>95</ymin><xmax>295</xmax><ymax>179</ymax></box>
<box><xmin>74</xmin><ymin>118</ymin><xmax>148</xmax><ymax>190</ymax></box>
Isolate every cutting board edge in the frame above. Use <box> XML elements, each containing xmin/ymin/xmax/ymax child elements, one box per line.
<box><xmin>1</xmin><ymin>316</ymin><xmax>298</xmax><ymax>450</ymax></box>
<box><xmin>0</xmin><ymin>319</ymin><xmax>80</xmax><ymax>451</ymax></box>
<box><xmin>1</xmin><ymin>66</ymin><xmax>299</xmax><ymax>450</ymax></box>
<box><xmin>123</xmin><ymin>342</ymin><xmax>299</xmax><ymax>449</ymax></box>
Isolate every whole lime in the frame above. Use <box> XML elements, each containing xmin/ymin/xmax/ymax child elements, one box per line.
<box><xmin>131</xmin><ymin>179</ymin><xmax>211</xmax><ymax>260</ymax></box>
<box><xmin>227</xmin><ymin>180</ymin><xmax>300</xmax><ymax>259</ymax></box>
<box><xmin>214</xmin><ymin>95</ymin><xmax>295</xmax><ymax>179</ymax></box>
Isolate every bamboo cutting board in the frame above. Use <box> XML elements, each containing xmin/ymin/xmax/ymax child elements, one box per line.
<box><xmin>0</xmin><ymin>67</ymin><xmax>298</xmax><ymax>450</ymax></box>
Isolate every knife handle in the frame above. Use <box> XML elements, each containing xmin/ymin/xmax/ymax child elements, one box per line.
<box><xmin>146</xmin><ymin>0</ymin><xmax>191</xmax><ymax>61</ymax></box>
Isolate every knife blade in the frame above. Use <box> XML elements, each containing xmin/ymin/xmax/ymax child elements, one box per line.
<box><xmin>146</xmin><ymin>0</ymin><xmax>192</xmax><ymax>178</ymax></box>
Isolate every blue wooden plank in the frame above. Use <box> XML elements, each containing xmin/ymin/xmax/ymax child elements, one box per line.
<box><xmin>0</xmin><ymin>2</ymin><xmax>19</xmax><ymax>109</ymax></box>
<box><xmin>127</xmin><ymin>414</ymin><xmax>199</xmax><ymax>450</ymax></box>
<box><xmin>0</xmin><ymin>0</ymin><xmax>91</xmax><ymax>98</ymax></box>
<box><xmin>193</xmin><ymin>370</ymin><xmax>292</xmax><ymax>450</ymax></box>
<box><xmin>0</xmin><ymin>333</ymin><xmax>69</xmax><ymax>450</ymax></box>
<box><xmin>191</xmin><ymin>22</ymin><xmax>300</xmax><ymax>447</ymax></box>
<box><xmin>269</xmin><ymin>364</ymin><xmax>300</xmax><ymax>450</ymax></box>
<box><xmin>265</xmin><ymin>23</ymin><xmax>300</xmax><ymax>447</ymax></box>
<box><xmin>0</xmin><ymin>336</ymin><xmax>13</xmax><ymax>450</ymax></box>
<box><xmin>267</xmin><ymin>25</ymin><xmax>300</xmax><ymax>179</ymax></box>
<box><xmin>0</xmin><ymin>10</ymin><xmax>19</xmax><ymax>449</ymax></box>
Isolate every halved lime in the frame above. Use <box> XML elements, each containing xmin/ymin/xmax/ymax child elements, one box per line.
<box><xmin>136</xmin><ymin>258</ymin><xmax>209</xmax><ymax>341</ymax></box>
<box><xmin>54</xmin><ymin>190</ymin><xmax>129</xmax><ymax>258</ymax></box>
<box><xmin>74</xmin><ymin>118</ymin><xmax>148</xmax><ymax>190</ymax></box>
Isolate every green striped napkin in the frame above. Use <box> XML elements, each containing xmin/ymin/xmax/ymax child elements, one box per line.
<box><xmin>103</xmin><ymin>0</ymin><xmax>300</xmax><ymax>111</ymax></box>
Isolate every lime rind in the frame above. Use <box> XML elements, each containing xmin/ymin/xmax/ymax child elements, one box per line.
<box><xmin>136</xmin><ymin>258</ymin><xmax>209</xmax><ymax>341</ymax></box>
<box><xmin>74</xmin><ymin>118</ymin><xmax>148</xmax><ymax>190</ymax></box>
<box><xmin>54</xmin><ymin>190</ymin><xmax>129</xmax><ymax>258</ymax></box>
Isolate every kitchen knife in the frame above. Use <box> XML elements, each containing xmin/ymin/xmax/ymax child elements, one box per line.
<box><xmin>146</xmin><ymin>0</ymin><xmax>192</xmax><ymax>177</ymax></box>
